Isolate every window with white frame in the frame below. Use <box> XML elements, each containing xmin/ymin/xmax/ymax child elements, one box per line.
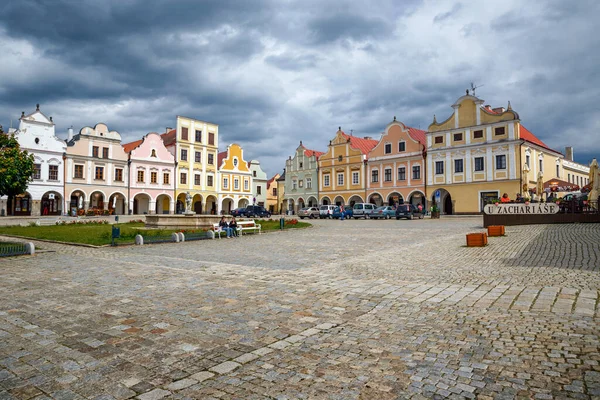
<box><xmin>352</xmin><ymin>171</ymin><xmax>359</xmax><ymax>185</ymax></box>
<box><xmin>384</xmin><ymin>143</ymin><xmax>392</xmax><ymax>154</ymax></box>
<box><xmin>495</xmin><ymin>155</ymin><xmax>506</xmax><ymax>170</ymax></box>
<box><xmin>244</xmin><ymin>179</ymin><xmax>249</xmax><ymax>191</ymax></box>
<box><xmin>384</xmin><ymin>168</ymin><xmax>392</xmax><ymax>182</ymax></box>
<box><xmin>435</xmin><ymin>161</ymin><xmax>444</xmax><ymax>175</ymax></box>
<box><xmin>306</xmin><ymin>178</ymin><xmax>312</xmax><ymax>189</ymax></box>
<box><xmin>397</xmin><ymin>167</ymin><xmax>406</xmax><ymax>181</ymax></box>
<box><xmin>454</xmin><ymin>159</ymin><xmax>463</xmax><ymax>173</ymax></box>
<box><xmin>337</xmin><ymin>173</ymin><xmax>344</xmax><ymax>186</ymax></box>
<box><xmin>299</xmin><ymin>179</ymin><xmax>304</xmax><ymax>188</ymax></box>
<box><xmin>234</xmin><ymin>178</ymin><xmax>239</xmax><ymax>190</ymax></box>
<box><xmin>412</xmin><ymin>165</ymin><xmax>420</xmax><ymax>180</ymax></box>
<box><xmin>323</xmin><ymin>174</ymin><xmax>330</xmax><ymax>187</ymax></box>
<box><xmin>474</xmin><ymin>157</ymin><xmax>485</xmax><ymax>172</ymax></box>
<box><xmin>33</xmin><ymin>163</ymin><xmax>41</xmax><ymax>180</ymax></box>
<box><xmin>48</xmin><ymin>165</ymin><xmax>58</xmax><ymax>181</ymax></box>
<box><xmin>223</xmin><ymin>177</ymin><xmax>229</xmax><ymax>189</ymax></box>
<box><xmin>398</xmin><ymin>141</ymin><xmax>406</xmax><ymax>152</ymax></box>
<box><xmin>371</xmin><ymin>170</ymin><xmax>379</xmax><ymax>183</ymax></box>
<box><xmin>292</xmin><ymin>180</ymin><xmax>297</xmax><ymax>190</ymax></box>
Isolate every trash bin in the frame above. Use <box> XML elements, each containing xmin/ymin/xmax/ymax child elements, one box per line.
<box><xmin>280</xmin><ymin>217</ymin><xmax>285</xmax><ymax>230</ymax></box>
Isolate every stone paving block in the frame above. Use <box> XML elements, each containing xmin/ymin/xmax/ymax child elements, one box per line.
<box><xmin>209</xmin><ymin>361</ymin><xmax>241</xmax><ymax>375</ymax></box>
<box><xmin>136</xmin><ymin>388</ymin><xmax>171</xmax><ymax>400</ymax></box>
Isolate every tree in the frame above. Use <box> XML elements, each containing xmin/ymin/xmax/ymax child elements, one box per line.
<box><xmin>0</xmin><ymin>129</ymin><xmax>35</xmax><ymax>216</ymax></box>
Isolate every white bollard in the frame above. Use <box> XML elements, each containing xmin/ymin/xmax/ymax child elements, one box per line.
<box><xmin>135</xmin><ymin>234</ymin><xmax>144</xmax><ymax>245</ymax></box>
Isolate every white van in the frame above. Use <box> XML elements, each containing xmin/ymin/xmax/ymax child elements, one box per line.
<box><xmin>352</xmin><ymin>203</ymin><xmax>376</xmax><ymax>219</ymax></box>
<box><xmin>319</xmin><ymin>205</ymin><xmax>336</xmax><ymax>219</ymax></box>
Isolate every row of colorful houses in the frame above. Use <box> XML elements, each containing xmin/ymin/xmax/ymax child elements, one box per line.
<box><xmin>1</xmin><ymin>106</ymin><xmax>279</xmax><ymax>217</ymax></box>
<box><xmin>283</xmin><ymin>93</ymin><xmax>592</xmax><ymax>214</ymax></box>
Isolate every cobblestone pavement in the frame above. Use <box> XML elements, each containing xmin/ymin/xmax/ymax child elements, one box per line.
<box><xmin>0</xmin><ymin>218</ymin><xmax>599</xmax><ymax>399</ymax></box>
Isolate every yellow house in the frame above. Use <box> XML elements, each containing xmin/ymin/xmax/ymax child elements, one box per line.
<box><xmin>162</xmin><ymin>115</ymin><xmax>219</xmax><ymax>214</ymax></box>
<box><xmin>427</xmin><ymin>92</ymin><xmax>564</xmax><ymax>213</ymax></box>
<box><xmin>266</xmin><ymin>173</ymin><xmax>280</xmax><ymax>214</ymax></box>
<box><xmin>318</xmin><ymin>128</ymin><xmax>378</xmax><ymax>206</ymax></box>
<box><xmin>217</xmin><ymin>143</ymin><xmax>253</xmax><ymax>214</ymax></box>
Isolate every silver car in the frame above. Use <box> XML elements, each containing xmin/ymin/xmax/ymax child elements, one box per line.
<box><xmin>352</xmin><ymin>203</ymin><xmax>376</xmax><ymax>219</ymax></box>
<box><xmin>298</xmin><ymin>207</ymin><xmax>319</xmax><ymax>219</ymax></box>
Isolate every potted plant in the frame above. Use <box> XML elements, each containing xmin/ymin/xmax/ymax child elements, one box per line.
<box><xmin>430</xmin><ymin>204</ymin><xmax>440</xmax><ymax>219</ymax></box>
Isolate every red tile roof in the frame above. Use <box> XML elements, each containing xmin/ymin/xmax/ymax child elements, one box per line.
<box><xmin>301</xmin><ymin>145</ymin><xmax>325</xmax><ymax>159</ymax></box>
<box><xmin>160</xmin><ymin>129</ymin><xmax>176</xmax><ymax>146</ymax></box>
<box><xmin>406</xmin><ymin>127</ymin><xmax>427</xmax><ymax>146</ymax></box>
<box><xmin>217</xmin><ymin>151</ymin><xmax>227</xmax><ymax>169</ymax></box>
<box><xmin>122</xmin><ymin>139</ymin><xmax>143</xmax><ymax>154</ymax></box>
<box><xmin>267</xmin><ymin>174</ymin><xmax>279</xmax><ymax>187</ymax></box>
<box><xmin>519</xmin><ymin>125</ymin><xmax>560</xmax><ymax>154</ymax></box>
<box><xmin>340</xmin><ymin>132</ymin><xmax>378</xmax><ymax>157</ymax></box>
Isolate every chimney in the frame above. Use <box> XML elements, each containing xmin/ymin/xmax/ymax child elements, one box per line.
<box><xmin>363</xmin><ymin>136</ymin><xmax>372</xmax><ymax>140</ymax></box>
<box><xmin>565</xmin><ymin>146</ymin><xmax>573</xmax><ymax>161</ymax></box>
<box><xmin>492</xmin><ymin>107</ymin><xmax>505</xmax><ymax>113</ymax></box>
<box><xmin>68</xmin><ymin>126</ymin><xmax>73</xmax><ymax>141</ymax></box>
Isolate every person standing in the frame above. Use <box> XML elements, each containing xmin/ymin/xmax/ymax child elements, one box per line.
<box><xmin>340</xmin><ymin>204</ymin><xmax>345</xmax><ymax>221</ymax></box>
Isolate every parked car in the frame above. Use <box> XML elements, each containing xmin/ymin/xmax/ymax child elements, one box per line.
<box><xmin>372</xmin><ymin>206</ymin><xmax>395</xmax><ymax>219</ymax></box>
<box><xmin>332</xmin><ymin>206</ymin><xmax>353</xmax><ymax>219</ymax></box>
<box><xmin>319</xmin><ymin>205</ymin><xmax>336</xmax><ymax>219</ymax></box>
<box><xmin>352</xmin><ymin>203</ymin><xmax>376</xmax><ymax>219</ymax></box>
<box><xmin>230</xmin><ymin>207</ymin><xmax>246</xmax><ymax>217</ymax></box>
<box><xmin>244</xmin><ymin>205</ymin><xmax>271</xmax><ymax>218</ymax></box>
<box><xmin>395</xmin><ymin>204</ymin><xmax>424</xmax><ymax>220</ymax></box>
<box><xmin>298</xmin><ymin>207</ymin><xmax>319</xmax><ymax>219</ymax></box>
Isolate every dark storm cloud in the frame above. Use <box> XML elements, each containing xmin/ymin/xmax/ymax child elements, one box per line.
<box><xmin>307</xmin><ymin>13</ymin><xmax>392</xmax><ymax>44</ymax></box>
<box><xmin>0</xmin><ymin>0</ymin><xmax>598</xmax><ymax>175</ymax></box>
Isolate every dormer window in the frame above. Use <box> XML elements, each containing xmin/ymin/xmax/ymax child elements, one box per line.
<box><xmin>385</xmin><ymin>143</ymin><xmax>392</xmax><ymax>154</ymax></box>
<box><xmin>299</xmin><ymin>162</ymin><xmax>303</xmax><ymax>168</ymax></box>
<box><xmin>233</xmin><ymin>158</ymin><xmax>238</xmax><ymax>167</ymax></box>
<box><xmin>151</xmin><ymin>149</ymin><xmax>156</xmax><ymax>157</ymax></box>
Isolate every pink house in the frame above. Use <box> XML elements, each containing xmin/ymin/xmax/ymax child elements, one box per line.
<box><xmin>367</xmin><ymin>118</ymin><xmax>428</xmax><ymax>207</ymax></box>
<box><xmin>123</xmin><ymin>132</ymin><xmax>175</xmax><ymax>214</ymax></box>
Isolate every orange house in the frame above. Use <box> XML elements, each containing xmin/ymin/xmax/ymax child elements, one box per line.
<box><xmin>318</xmin><ymin>128</ymin><xmax>378</xmax><ymax>206</ymax></box>
<box><xmin>366</xmin><ymin>118</ymin><xmax>427</xmax><ymax>207</ymax></box>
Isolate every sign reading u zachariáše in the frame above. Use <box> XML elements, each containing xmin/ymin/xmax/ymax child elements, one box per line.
<box><xmin>484</xmin><ymin>203</ymin><xmax>559</xmax><ymax>215</ymax></box>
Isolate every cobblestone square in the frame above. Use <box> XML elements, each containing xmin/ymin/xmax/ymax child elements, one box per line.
<box><xmin>1</xmin><ymin>218</ymin><xmax>599</xmax><ymax>399</ymax></box>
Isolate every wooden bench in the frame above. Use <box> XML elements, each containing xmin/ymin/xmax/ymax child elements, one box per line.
<box><xmin>212</xmin><ymin>223</ymin><xmax>233</xmax><ymax>239</ymax></box>
<box><xmin>237</xmin><ymin>220</ymin><xmax>261</xmax><ymax>236</ymax></box>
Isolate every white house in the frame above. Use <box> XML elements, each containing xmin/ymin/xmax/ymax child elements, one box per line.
<box><xmin>3</xmin><ymin>105</ymin><xmax>67</xmax><ymax>216</ymax></box>
<box><xmin>248</xmin><ymin>159</ymin><xmax>268</xmax><ymax>206</ymax></box>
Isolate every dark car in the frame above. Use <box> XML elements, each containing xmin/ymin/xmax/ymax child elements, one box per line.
<box><xmin>395</xmin><ymin>204</ymin><xmax>424</xmax><ymax>220</ymax></box>
<box><xmin>230</xmin><ymin>207</ymin><xmax>246</xmax><ymax>217</ymax></box>
<box><xmin>244</xmin><ymin>205</ymin><xmax>272</xmax><ymax>218</ymax></box>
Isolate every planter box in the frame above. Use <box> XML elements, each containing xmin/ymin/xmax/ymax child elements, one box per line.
<box><xmin>466</xmin><ymin>232</ymin><xmax>488</xmax><ymax>247</ymax></box>
<box><xmin>431</xmin><ymin>211</ymin><xmax>440</xmax><ymax>219</ymax></box>
<box><xmin>487</xmin><ymin>225</ymin><xmax>505</xmax><ymax>237</ymax></box>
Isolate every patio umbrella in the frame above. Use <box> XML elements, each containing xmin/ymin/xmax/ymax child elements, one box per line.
<box><xmin>537</xmin><ymin>172</ymin><xmax>544</xmax><ymax>200</ymax></box>
<box><xmin>522</xmin><ymin>164</ymin><xmax>530</xmax><ymax>194</ymax></box>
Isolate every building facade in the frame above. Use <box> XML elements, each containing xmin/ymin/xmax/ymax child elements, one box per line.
<box><xmin>123</xmin><ymin>132</ymin><xmax>175</xmax><ymax>215</ymax></box>
<box><xmin>318</xmin><ymin>128</ymin><xmax>378</xmax><ymax>206</ymax></box>
<box><xmin>266</xmin><ymin>173</ymin><xmax>280</xmax><ymax>214</ymax></box>
<box><xmin>248</xmin><ymin>160</ymin><xmax>268</xmax><ymax>206</ymax></box>
<box><xmin>426</xmin><ymin>93</ymin><xmax>564</xmax><ymax>214</ymax></box>
<box><xmin>217</xmin><ymin>143</ymin><xmax>253</xmax><ymax>213</ymax></box>
<box><xmin>163</xmin><ymin>116</ymin><xmax>219</xmax><ymax>214</ymax></box>
<box><xmin>5</xmin><ymin>105</ymin><xmax>67</xmax><ymax>216</ymax></box>
<box><xmin>284</xmin><ymin>142</ymin><xmax>323</xmax><ymax>213</ymax></box>
<box><xmin>366</xmin><ymin>118</ymin><xmax>427</xmax><ymax>207</ymax></box>
<box><xmin>276</xmin><ymin>170</ymin><xmax>286</xmax><ymax>214</ymax></box>
<box><xmin>64</xmin><ymin>123</ymin><xmax>129</xmax><ymax>215</ymax></box>
<box><xmin>562</xmin><ymin>147</ymin><xmax>590</xmax><ymax>189</ymax></box>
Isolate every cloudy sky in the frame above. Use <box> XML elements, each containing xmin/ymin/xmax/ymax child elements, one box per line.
<box><xmin>1</xmin><ymin>0</ymin><xmax>598</xmax><ymax>176</ymax></box>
